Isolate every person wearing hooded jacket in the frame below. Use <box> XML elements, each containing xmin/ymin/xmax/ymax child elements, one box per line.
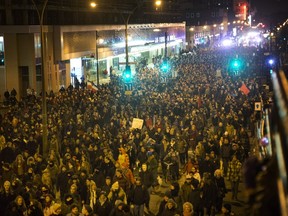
<box><xmin>160</xmin><ymin>198</ymin><xmax>179</xmax><ymax>216</ymax></box>
<box><xmin>107</xmin><ymin>181</ymin><xmax>127</xmax><ymax>206</ymax></box>
<box><xmin>156</xmin><ymin>190</ymin><xmax>171</xmax><ymax>216</ymax></box>
<box><xmin>109</xmin><ymin>199</ymin><xmax>131</xmax><ymax>216</ymax></box>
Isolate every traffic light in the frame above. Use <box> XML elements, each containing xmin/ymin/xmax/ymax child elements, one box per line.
<box><xmin>266</xmin><ymin>56</ymin><xmax>276</xmax><ymax>74</ymax></box>
<box><xmin>268</xmin><ymin>59</ymin><xmax>275</xmax><ymax>66</ymax></box>
<box><xmin>161</xmin><ymin>59</ymin><xmax>170</xmax><ymax>73</ymax></box>
<box><xmin>123</xmin><ymin>65</ymin><xmax>132</xmax><ymax>82</ymax></box>
<box><xmin>231</xmin><ymin>59</ymin><xmax>241</xmax><ymax>70</ymax></box>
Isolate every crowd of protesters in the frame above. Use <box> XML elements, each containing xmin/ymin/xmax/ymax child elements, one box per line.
<box><xmin>0</xmin><ymin>46</ymin><xmax>270</xmax><ymax>216</ymax></box>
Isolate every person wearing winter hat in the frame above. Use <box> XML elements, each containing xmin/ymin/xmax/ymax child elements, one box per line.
<box><xmin>82</xmin><ymin>204</ymin><xmax>95</xmax><ymax>216</ymax></box>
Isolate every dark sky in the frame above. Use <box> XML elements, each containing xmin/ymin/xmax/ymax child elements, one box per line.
<box><xmin>251</xmin><ymin>0</ymin><xmax>288</xmax><ymax>25</ymax></box>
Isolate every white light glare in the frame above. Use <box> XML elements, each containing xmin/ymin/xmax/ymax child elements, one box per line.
<box><xmin>268</xmin><ymin>59</ymin><xmax>274</xmax><ymax>65</ymax></box>
<box><xmin>222</xmin><ymin>39</ymin><xmax>232</xmax><ymax>46</ymax></box>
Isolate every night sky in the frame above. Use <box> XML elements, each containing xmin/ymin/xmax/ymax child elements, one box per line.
<box><xmin>251</xmin><ymin>0</ymin><xmax>288</xmax><ymax>25</ymax></box>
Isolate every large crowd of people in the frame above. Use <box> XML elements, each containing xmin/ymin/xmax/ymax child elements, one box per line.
<box><xmin>0</xmin><ymin>47</ymin><xmax>270</xmax><ymax>216</ymax></box>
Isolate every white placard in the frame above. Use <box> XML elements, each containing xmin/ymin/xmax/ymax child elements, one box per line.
<box><xmin>131</xmin><ymin>118</ymin><xmax>144</xmax><ymax>129</ymax></box>
<box><xmin>255</xmin><ymin>102</ymin><xmax>262</xmax><ymax>111</ymax></box>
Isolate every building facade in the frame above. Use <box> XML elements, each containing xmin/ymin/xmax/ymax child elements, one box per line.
<box><xmin>0</xmin><ymin>22</ymin><xmax>186</xmax><ymax>101</ymax></box>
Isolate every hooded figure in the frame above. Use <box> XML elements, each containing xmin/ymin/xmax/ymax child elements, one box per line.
<box><xmin>107</xmin><ymin>181</ymin><xmax>127</xmax><ymax>205</ymax></box>
<box><xmin>160</xmin><ymin>198</ymin><xmax>179</xmax><ymax>216</ymax></box>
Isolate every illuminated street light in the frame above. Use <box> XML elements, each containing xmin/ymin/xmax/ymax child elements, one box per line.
<box><xmin>90</xmin><ymin>1</ymin><xmax>97</xmax><ymax>8</ymax></box>
<box><xmin>155</xmin><ymin>0</ymin><xmax>162</xmax><ymax>7</ymax></box>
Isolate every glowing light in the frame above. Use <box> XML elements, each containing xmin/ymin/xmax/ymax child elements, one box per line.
<box><xmin>90</xmin><ymin>1</ymin><xmax>97</xmax><ymax>7</ymax></box>
<box><xmin>155</xmin><ymin>0</ymin><xmax>161</xmax><ymax>6</ymax></box>
<box><xmin>222</xmin><ymin>39</ymin><xmax>232</xmax><ymax>46</ymax></box>
<box><xmin>98</xmin><ymin>38</ymin><xmax>104</xmax><ymax>44</ymax></box>
<box><xmin>268</xmin><ymin>59</ymin><xmax>274</xmax><ymax>65</ymax></box>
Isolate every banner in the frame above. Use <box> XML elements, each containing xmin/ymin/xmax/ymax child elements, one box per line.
<box><xmin>240</xmin><ymin>83</ymin><xmax>250</xmax><ymax>95</ymax></box>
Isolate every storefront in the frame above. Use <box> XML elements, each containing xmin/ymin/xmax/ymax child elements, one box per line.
<box><xmin>0</xmin><ymin>23</ymin><xmax>186</xmax><ymax>100</ymax></box>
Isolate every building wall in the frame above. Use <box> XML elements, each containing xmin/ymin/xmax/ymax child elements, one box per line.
<box><xmin>0</xmin><ymin>67</ymin><xmax>5</xmax><ymax>101</ymax></box>
<box><xmin>0</xmin><ymin>23</ymin><xmax>186</xmax><ymax>99</ymax></box>
<box><xmin>17</xmin><ymin>33</ymin><xmax>36</xmax><ymax>95</ymax></box>
<box><xmin>4</xmin><ymin>33</ymin><xmax>20</xmax><ymax>100</ymax></box>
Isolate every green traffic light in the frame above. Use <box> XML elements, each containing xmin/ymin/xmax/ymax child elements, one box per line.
<box><xmin>231</xmin><ymin>59</ymin><xmax>241</xmax><ymax>70</ymax></box>
<box><xmin>233</xmin><ymin>61</ymin><xmax>239</xmax><ymax>67</ymax></box>
<box><xmin>123</xmin><ymin>65</ymin><xmax>132</xmax><ymax>82</ymax></box>
<box><xmin>161</xmin><ymin>61</ymin><xmax>170</xmax><ymax>72</ymax></box>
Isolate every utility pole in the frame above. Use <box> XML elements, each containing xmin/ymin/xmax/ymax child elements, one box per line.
<box><xmin>96</xmin><ymin>31</ymin><xmax>100</xmax><ymax>86</ymax></box>
<box><xmin>31</xmin><ymin>0</ymin><xmax>49</xmax><ymax>157</ymax></box>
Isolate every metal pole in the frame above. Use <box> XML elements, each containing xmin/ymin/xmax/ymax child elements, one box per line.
<box><xmin>124</xmin><ymin>5</ymin><xmax>139</xmax><ymax>70</ymax></box>
<box><xmin>96</xmin><ymin>31</ymin><xmax>100</xmax><ymax>86</ymax></box>
<box><xmin>125</xmin><ymin>21</ymin><xmax>129</xmax><ymax>69</ymax></box>
<box><xmin>164</xmin><ymin>31</ymin><xmax>167</xmax><ymax>58</ymax></box>
<box><xmin>31</xmin><ymin>0</ymin><xmax>49</xmax><ymax>157</ymax></box>
<box><xmin>40</xmin><ymin>22</ymin><xmax>48</xmax><ymax>158</ymax></box>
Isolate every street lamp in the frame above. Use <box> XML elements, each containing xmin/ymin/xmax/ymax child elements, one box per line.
<box><xmin>95</xmin><ymin>31</ymin><xmax>100</xmax><ymax>86</ymax></box>
<box><xmin>123</xmin><ymin>1</ymin><xmax>159</xmax><ymax>79</ymax></box>
<box><xmin>90</xmin><ymin>1</ymin><xmax>97</xmax><ymax>8</ymax></box>
<box><xmin>123</xmin><ymin>5</ymin><xmax>140</xmax><ymax>76</ymax></box>
<box><xmin>31</xmin><ymin>0</ymin><xmax>49</xmax><ymax>157</ymax></box>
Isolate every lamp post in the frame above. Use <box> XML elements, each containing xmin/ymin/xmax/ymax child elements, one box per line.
<box><xmin>31</xmin><ymin>0</ymin><xmax>49</xmax><ymax>157</ymax></box>
<box><xmin>123</xmin><ymin>1</ymin><xmax>162</xmax><ymax>69</ymax></box>
<box><xmin>123</xmin><ymin>6</ymin><xmax>139</xmax><ymax>73</ymax></box>
<box><xmin>90</xmin><ymin>2</ymin><xmax>100</xmax><ymax>86</ymax></box>
<box><xmin>95</xmin><ymin>31</ymin><xmax>100</xmax><ymax>86</ymax></box>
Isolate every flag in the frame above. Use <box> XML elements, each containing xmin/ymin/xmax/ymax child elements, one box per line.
<box><xmin>87</xmin><ymin>81</ymin><xmax>98</xmax><ymax>92</ymax></box>
<box><xmin>240</xmin><ymin>83</ymin><xmax>250</xmax><ymax>95</ymax></box>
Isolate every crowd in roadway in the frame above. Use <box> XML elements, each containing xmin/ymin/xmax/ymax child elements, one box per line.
<box><xmin>0</xmin><ymin>46</ymin><xmax>269</xmax><ymax>216</ymax></box>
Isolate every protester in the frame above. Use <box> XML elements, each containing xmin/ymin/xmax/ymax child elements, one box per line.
<box><xmin>227</xmin><ymin>155</ymin><xmax>242</xmax><ymax>200</ymax></box>
<box><xmin>0</xmin><ymin>46</ymin><xmax>268</xmax><ymax>215</ymax></box>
